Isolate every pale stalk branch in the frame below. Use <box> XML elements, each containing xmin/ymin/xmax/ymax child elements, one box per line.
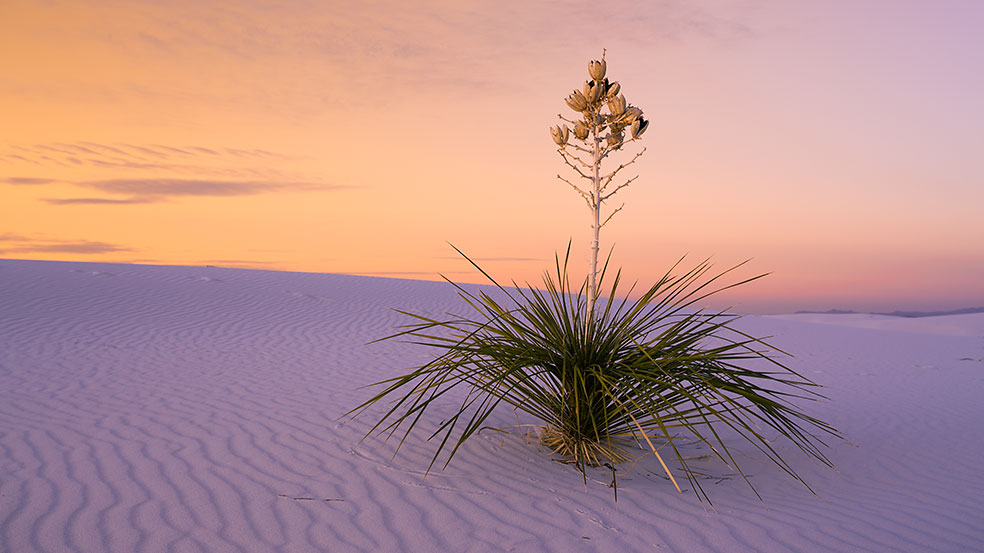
<box><xmin>558</xmin><ymin>150</ymin><xmax>593</xmax><ymax>177</ymax></box>
<box><xmin>559</xmin><ymin>147</ymin><xmax>593</xmax><ymax>166</ymax></box>
<box><xmin>599</xmin><ymin>203</ymin><xmax>625</xmax><ymax>228</ymax></box>
<box><xmin>602</xmin><ymin>147</ymin><xmax>646</xmax><ymax>187</ymax></box>
<box><xmin>601</xmin><ymin>175</ymin><xmax>638</xmax><ymax>201</ymax></box>
<box><xmin>557</xmin><ymin>175</ymin><xmax>590</xmax><ymax>199</ymax></box>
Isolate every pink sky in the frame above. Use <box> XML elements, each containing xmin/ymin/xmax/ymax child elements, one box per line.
<box><xmin>1</xmin><ymin>0</ymin><xmax>982</xmax><ymax>313</ymax></box>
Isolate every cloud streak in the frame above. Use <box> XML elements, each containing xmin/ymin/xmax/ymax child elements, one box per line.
<box><xmin>80</xmin><ymin>178</ymin><xmax>328</xmax><ymax>198</ymax></box>
<box><xmin>0</xmin><ymin>235</ymin><xmax>131</xmax><ymax>255</ymax></box>
<box><xmin>198</xmin><ymin>259</ymin><xmax>282</xmax><ymax>269</ymax></box>
<box><xmin>2</xmin><ymin>141</ymin><xmax>351</xmax><ymax>204</ymax></box>
<box><xmin>353</xmin><ymin>270</ymin><xmax>471</xmax><ymax>276</ymax></box>
<box><xmin>44</xmin><ymin>197</ymin><xmax>154</xmax><ymax>205</ymax></box>
<box><xmin>1</xmin><ymin>142</ymin><xmax>295</xmax><ymax>172</ymax></box>
<box><xmin>439</xmin><ymin>256</ymin><xmax>544</xmax><ymax>262</ymax></box>
<box><xmin>2</xmin><ymin>177</ymin><xmax>57</xmax><ymax>185</ymax></box>
<box><xmin>0</xmin><ymin>233</ymin><xmax>33</xmax><ymax>241</ymax></box>
<box><xmin>1</xmin><ymin>1</ymin><xmax>762</xmax><ymax>115</ymax></box>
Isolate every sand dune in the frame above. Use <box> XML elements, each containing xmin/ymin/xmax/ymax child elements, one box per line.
<box><xmin>769</xmin><ymin>312</ymin><xmax>984</xmax><ymax>337</ymax></box>
<box><xmin>1</xmin><ymin>259</ymin><xmax>982</xmax><ymax>552</ymax></box>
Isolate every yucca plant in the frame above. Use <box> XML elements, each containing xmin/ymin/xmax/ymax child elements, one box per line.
<box><xmin>350</xmin><ymin>53</ymin><xmax>838</xmax><ymax>503</ymax></box>
<box><xmin>351</xmin><ymin>246</ymin><xmax>837</xmax><ymax>503</ymax></box>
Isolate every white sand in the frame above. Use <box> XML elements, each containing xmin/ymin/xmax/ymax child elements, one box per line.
<box><xmin>1</xmin><ymin>259</ymin><xmax>982</xmax><ymax>552</ymax></box>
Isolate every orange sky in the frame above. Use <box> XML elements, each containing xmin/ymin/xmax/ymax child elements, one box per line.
<box><xmin>2</xmin><ymin>0</ymin><xmax>982</xmax><ymax>313</ymax></box>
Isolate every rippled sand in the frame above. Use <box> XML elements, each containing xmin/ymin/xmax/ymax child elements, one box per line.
<box><xmin>2</xmin><ymin>259</ymin><xmax>982</xmax><ymax>552</ymax></box>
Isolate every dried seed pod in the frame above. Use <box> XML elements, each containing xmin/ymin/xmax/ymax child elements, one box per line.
<box><xmin>573</xmin><ymin>122</ymin><xmax>590</xmax><ymax>140</ymax></box>
<box><xmin>606</xmin><ymin>131</ymin><xmax>624</xmax><ymax>149</ymax></box>
<box><xmin>550</xmin><ymin>124</ymin><xmax>570</xmax><ymax>146</ymax></box>
<box><xmin>631</xmin><ymin>117</ymin><xmax>649</xmax><ymax>139</ymax></box>
<box><xmin>565</xmin><ymin>90</ymin><xmax>588</xmax><ymax>112</ymax></box>
<box><xmin>607</xmin><ymin>94</ymin><xmax>626</xmax><ymax>117</ymax></box>
<box><xmin>623</xmin><ymin>106</ymin><xmax>643</xmax><ymax>123</ymax></box>
<box><xmin>606</xmin><ymin>81</ymin><xmax>620</xmax><ymax>98</ymax></box>
<box><xmin>588</xmin><ymin>59</ymin><xmax>607</xmax><ymax>81</ymax></box>
<box><xmin>583</xmin><ymin>80</ymin><xmax>605</xmax><ymax>104</ymax></box>
<box><xmin>590</xmin><ymin>83</ymin><xmax>605</xmax><ymax>103</ymax></box>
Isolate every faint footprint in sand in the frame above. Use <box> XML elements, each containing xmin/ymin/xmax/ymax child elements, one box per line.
<box><xmin>574</xmin><ymin>507</ymin><xmax>623</xmax><ymax>533</ymax></box>
<box><xmin>400</xmin><ymin>479</ymin><xmax>493</xmax><ymax>496</ymax></box>
<box><xmin>287</xmin><ymin>290</ymin><xmax>332</xmax><ymax>303</ymax></box>
<box><xmin>278</xmin><ymin>493</ymin><xmax>344</xmax><ymax>503</ymax></box>
<box><xmin>73</xmin><ymin>269</ymin><xmax>115</xmax><ymax>277</ymax></box>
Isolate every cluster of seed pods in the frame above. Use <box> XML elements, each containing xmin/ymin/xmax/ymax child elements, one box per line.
<box><xmin>550</xmin><ymin>57</ymin><xmax>648</xmax><ymax>150</ymax></box>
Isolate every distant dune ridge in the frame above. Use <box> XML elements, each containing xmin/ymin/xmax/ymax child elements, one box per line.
<box><xmin>795</xmin><ymin>307</ymin><xmax>984</xmax><ymax>318</ymax></box>
<box><xmin>1</xmin><ymin>258</ymin><xmax>982</xmax><ymax>553</ymax></box>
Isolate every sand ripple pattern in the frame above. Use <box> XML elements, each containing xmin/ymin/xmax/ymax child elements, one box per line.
<box><xmin>1</xmin><ymin>259</ymin><xmax>982</xmax><ymax>552</ymax></box>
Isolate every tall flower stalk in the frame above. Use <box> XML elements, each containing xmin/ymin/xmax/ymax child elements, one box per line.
<box><xmin>550</xmin><ymin>50</ymin><xmax>649</xmax><ymax>325</ymax></box>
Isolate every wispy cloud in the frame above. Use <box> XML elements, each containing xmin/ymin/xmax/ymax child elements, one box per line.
<box><xmin>2</xmin><ymin>142</ymin><xmax>296</xmax><ymax>172</ymax></box>
<box><xmin>0</xmin><ymin>233</ymin><xmax>33</xmax><ymax>241</ymax></box>
<box><xmin>1</xmin><ymin>2</ymin><xmax>762</xmax><ymax>115</ymax></box>
<box><xmin>352</xmin><ymin>270</ymin><xmax>471</xmax><ymax>276</ymax></box>
<box><xmin>2</xmin><ymin>177</ymin><xmax>57</xmax><ymax>185</ymax></box>
<box><xmin>44</xmin><ymin>197</ymin><xmax>155</xmax><ymax>205</ymax></box>
<box><xmin>439</xmin><ymin>256</ymin><xmax>543</xmax><ymax>262</ymax></box>
<box><xmin>20</xmin><ymin>241</ymin><xmax>130</xmax><ymax>254</ymax></box>
<box><xmin>0</xmin><ymin>235</ymin><xmax>130</xmax><ymax>255</ymax></box>
<box><xmin>198</xmin><ymin>259</ymin><xmax>282</xmax><ymax>268</ymax></box>
<box><xmin>2</xmin><ymin>141</ymin><xmax>349</xmax><ymax>205</ymax></box>
<box><xmin>80</xmin><ymin>178</ymin><xmax>328</xmax><ymax>198</ymax></box>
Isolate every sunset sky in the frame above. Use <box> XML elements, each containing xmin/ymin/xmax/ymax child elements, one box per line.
<box><xmin>2</xmin><ymin>0</ymin><xmax>982</xmax><ymax>313</ymax></box>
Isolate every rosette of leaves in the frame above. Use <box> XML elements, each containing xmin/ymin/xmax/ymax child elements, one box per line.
<box><xmin>350</xmin><ymin>247</ymin><xmax>838</xmax><ymax>503</ymax></box>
